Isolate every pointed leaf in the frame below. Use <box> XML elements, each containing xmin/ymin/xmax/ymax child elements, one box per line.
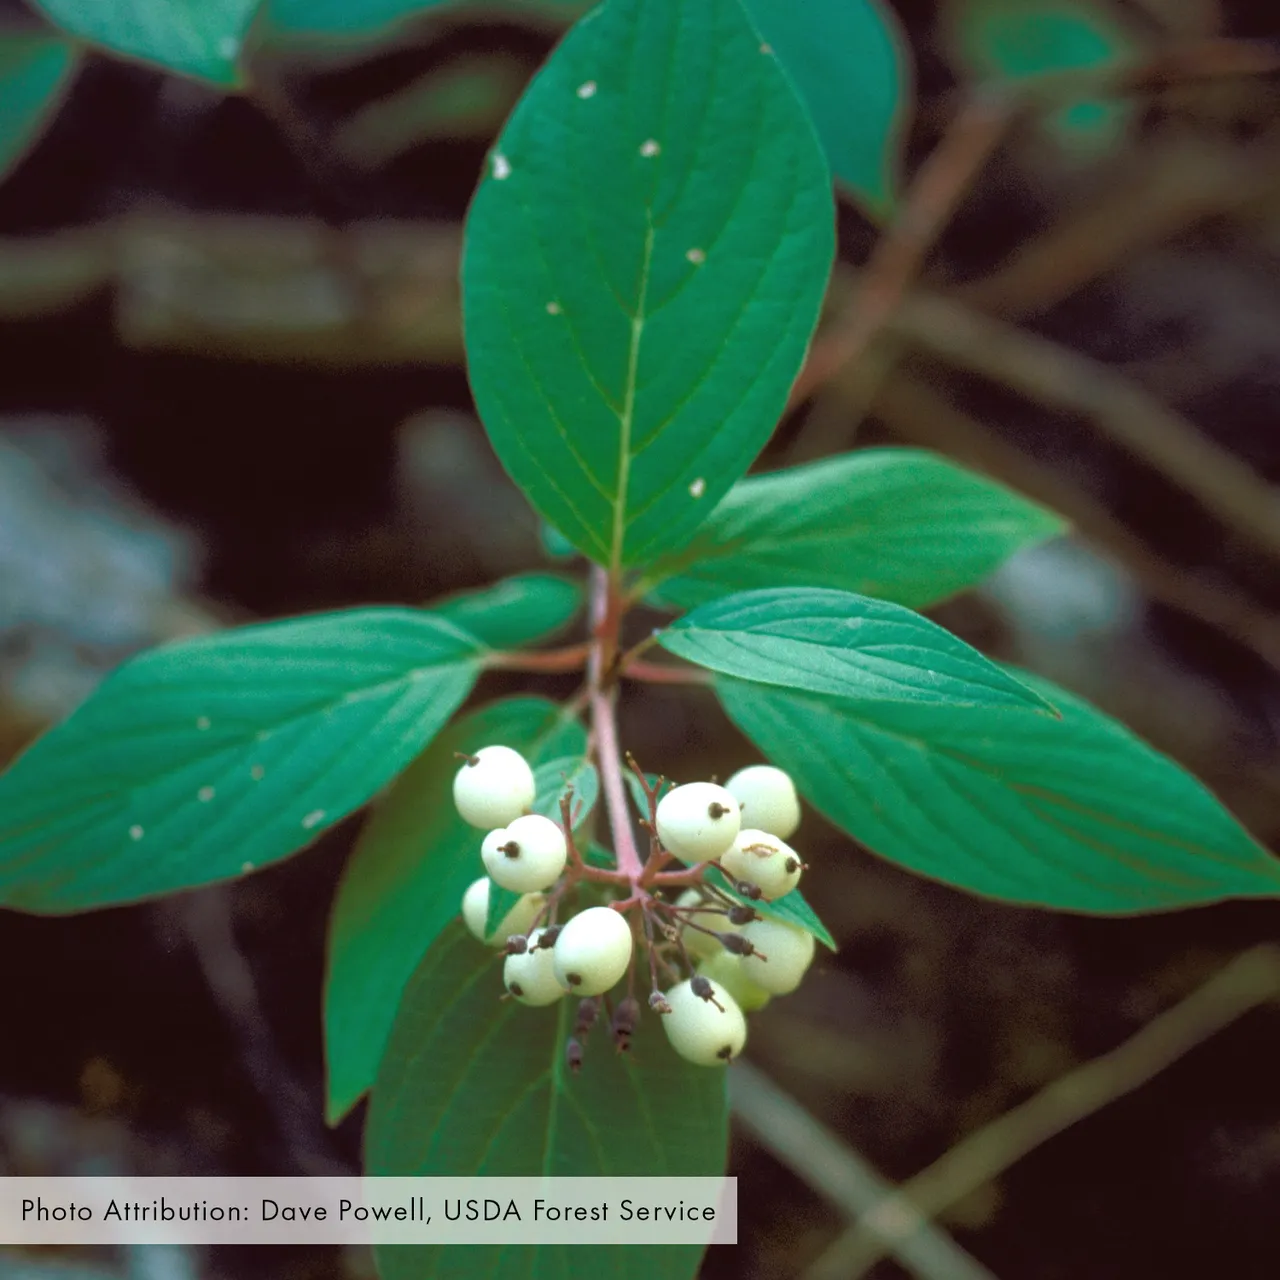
<box><xmin>740</xmin><ymin>0</ymin><xmax>911</xmax><ymax>217</ymax></box>
<box><xmin>29</xmin><ymin>0</ymin><xmax>260</xmax><ymax>86</ymax></box>
<box><xmin>658</xmin><ymin>587</ymin><xmax>1054</xmax><ymax>712</ymax></box>
<box><xmin>0</xmin><ymin>610</ymin><xmax>483</xmax><ymax>913</ymax></box>
<box><xmin>716</xmin><ymin>672</ymin><xmax>1280</xmax><ymax>913</ymax></box>
<box><xmin>0</xmin><ymin>31</ymin><xmax>80</xmax><ymax>185</ymax></box>
<box><xmin>642</xmin><ymin>449</ymin><xmax>1064</xmax><ymax>613</ymax></box>
<box><xmin>368</xmin><ymin>920</ymin><xmax>728</xmax><ymax>1280</ymax></box>
<box><xmin>462</xmin><ymin>0</ymin><xmax>834</xmax><ymax>570</ymax></box>
<box><xmin>324</xmin><ymin>697</ymin><xmax>586</xmax><ymax>1123</ymax></box>
<box><xmin>431</xmin><ymin>572</ymin><xmax>583</xmax><ymax>650</ymax></box>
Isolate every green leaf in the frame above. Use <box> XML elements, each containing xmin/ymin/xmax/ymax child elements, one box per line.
<box><xmin>716</xmin><ymin>672</ymin><xmax>1280</xmax><ymax>914</ymax></box>
<box><xmin>462</xmin><ymin>0</ymin><xmax>834</xmax><ymax>571</ymax></box>
<box><xmin>540</xmin><ymin>520</ymin><xmax>581</xmax><ymax>562</ymax></box>
<box><xmin>0</xmin><ymin>609</ymin><xmax>482</xmax><ymax>913</ymax></box>
<box><xmin>701</xmin><ymin>868</ymin><xmax>835</xmax><ymax>951</ymax></box>
<box><xmin>739</xmin><ymin>0</ymin><xmax>910</xmax><ymax>218</ymax></box>
<box><xmin>324</xmin><ymin>696</ymin><xmax>585</xmax><ymax>1123</ymax></box>
<box><xmin>623</xmin><ymin>769</ymin><xmax>673</xmax><ymax>818</ymax></box>
<box><xmin>484</xmin><ymin>752</ymin><xmax>600</xmax><ymax>936</ymax></box>
<box><xmin>431</xmin><ymin>572</ymin><xmax>583</xmax><ymax>649</ymax></box>
<box><xmin>642</xmin><ymin>449</ymin><xmax>1064</xmax><ymax>613</ymax></box>
<box><xmin>950</xmin><ymin>0</ymin><xmax>1135</xmax><ymax>155</ymax></box>
<box><xmin>658</xmin><ymin>587</ymin><xmax>1055</xmax><ymax>713</ymax></box>
<box><xmin>368</xmin><ymin>920</ymin><xmax>728</xmax><ymax>1280</ymax></box>
<box><xmin>29</xmin><ymin>0</ymin><xmax>260</xmax><ymax>86</ymax></box>
<box><xmin>0</xmin><ymin>31</ymin><xmax>80</xmax><ymax>185</ymax></box>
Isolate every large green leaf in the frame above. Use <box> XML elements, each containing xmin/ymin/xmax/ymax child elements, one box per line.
<box><xmin>642</xmin><ymin>449</ymin><xmax>1064</xmax><ymax>613</ymax></box>
<box><xmin>0</xmin><ymin>31</ymin><xmax>79</xmax><ymax>185</ymax></box>
<box><xmin>29</xmin><ymin>0</ymin><xmax>260</xmax><ymax>86</ymax></box>
<box><xmin>368</xmin><ymin>920</ymin><xmax>728</xmax><ymax>1280</ymax></box>
<box><xmin>324</xmin><ymin>696</ymin><xmax>585</xmax><ymax>1123</ymax></box>
<box><xmin>716</xmin><ymin>672</ymin><xmax>1280</xmax><ymax>913</ymax></box>
<box><xmin>740</xmin><ymin>0</ymin><xmax>910</xmax><ymax>217</ymax></box>
<box><xmin>657</xmin><ymin>587</ymin><xmax>1054</xmax><ymax>713</ymax></box>
<box><xmin>462</xmin><ymin>0</ymin><xmax>834</xmax><ymax>571</ymax></box>
<box><xmin>431</xmin><ymin>571</ymin><xmax>583</xmax><ymax>650</ymax></box>
<box><xmin>0</xmin><ymin>610</ymin><xmax>483</xmax><ymax>913</ymax></box>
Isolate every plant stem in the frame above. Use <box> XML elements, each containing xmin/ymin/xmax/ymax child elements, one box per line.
<box><xmin>587</xmin><ymin>565</ymin><xmax>644</xmax><ymax>880</ymax></box>
<box><xmin>486</xmin><ymin>642</ymin><xmax>592</xmax><ymax>674</ymax></box>
<box><xmin>622</xmin><ymin>659</ymin><xmax>713</xmax><ymax>686</ymax></box>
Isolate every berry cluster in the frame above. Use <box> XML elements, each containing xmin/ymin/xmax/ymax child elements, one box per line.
<box><xmin>454</xmin><ymin>746</ymin><xmax>817</xmax><ymax>1069</ymax></box>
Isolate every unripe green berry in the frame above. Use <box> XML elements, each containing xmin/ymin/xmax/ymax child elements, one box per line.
<box><xmin>481</xmin><ymin>813</ymin><xmax>567</xmax><ymax>893</ymax></box>
<box><xmin>719</xmin><ymin>829</ymin><xmax>803</xmax><ymax>901</ymax></box>
<box><xmin>674</xmin><ymin>887</ymin><xmax>739</xmax><ymax>962</ymax></box>
<box><xmin>552</xmin><ymin>905</ymin><xmax>633</xmax><ymax>995</ymax></box>
<box><xmin>661</xmin><ymin>977</ymin><xmax>747</xmax><ymax>1066</ymax></box>
<box><xmin>454</xmin><ymin>744</ymin><xmax>536</xmax><ymax>829</ymax></box>
<box><xmin>503</xmin><ymin>928</ymin><xmax>568</xmax><ymax>1006</ymax></box>
<box><xmin>461</xmin><ymin>877</ymin><xmax>544</xmax><ymax>946</ymax></box>
<box><xmin>725</xmin><ymin>764</ymin><xmax>801</xmax><ymax>840</ymax></box>
<box><xmin>655</xmin><ymin>782</ymin><xmax>741</xmax><ymax>863</ymax></box>
<box><xmin>739</xmin><ymin>918</ymin><xmax>815</xmax><ymax>995</ymax></box>
<box><xmin>697</xmin><ymin>948</ymin><xmax>772</xmax><ymax>1013</ymax></box>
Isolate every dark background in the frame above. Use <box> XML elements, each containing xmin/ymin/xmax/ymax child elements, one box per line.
<box><xmin>2</xmin><ymin>1</ymin><xmax>1280</xmax><ymax>1277</ymax></box>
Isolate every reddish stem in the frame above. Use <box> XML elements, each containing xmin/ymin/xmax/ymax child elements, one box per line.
<box><xmin>486</xmin><ymin>642</ymin><xmax>592</xmax><ymax>674</ymax></box>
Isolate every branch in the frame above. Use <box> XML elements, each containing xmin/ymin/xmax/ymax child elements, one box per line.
<box><xmin>788</xmin><ymin>93</ymin><xmax>1013</xmax><ymax>409</ymax></box>
<box><xmin>889</xmin><ymin>290</ymin><xmax>1280</xmax><ymax>564</ymax></box>
<box><xmin>808</xmin><ymin>944</ymin><xmax>1280</xmax><ymax>1280</ymax></box>
<box><xmin>729</xmin><ymin>1061</ymin><xmax>997</xmax><ymax>1280</ymax></box>
<box><xmin>870</xmin><ymin>372</ymin><xmax>1280</xmax><ymax>672</ymax></box>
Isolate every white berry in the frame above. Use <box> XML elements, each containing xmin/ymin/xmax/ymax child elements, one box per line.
<box><xmin>674</xmin><ymin>887</ymin><xmax>738</xmax><ymax>961</ymax></box>
<box><xmin>697</xmin><ymin>949</ymin><xmax>771</xmax><ymax>1013</ymax></box>
<box><xmin>552</xmin><ymin>905</ymin><xmax>633</xmax><ymax>995</ymax></box>
<box><xmin>740</xmin><ymin>918</ymin><xmax>815</xmax><ymax>995</ymax></box>
<box><xmin>720</xmin><ymin>829</ymin><xmax>803</xmax><ymax>901</ymax></box>
<box><xmin>725</xmin><ymin>764</ymin><xmax>801</xmax><ymax>840</ymax></box>
<box><xmin>503</xmin><ymin>928</ymin><xmax>567</xmax><ymax>1006</ymax></box>
<box><xmin>453</xmin><ymin>744</ymin><xmax>536</xmax><ymax>829</ymax></box>
<box><xmin>661</xmin><ymin>977</ymin><xmax>747</xmax><ymax>1066</ymax></box>
<box><xmin>481</xmin><ymin>813</ymin><xmax>567</xmax><ymax>893</ymax></box>
<box><xmin>655</xmin><ymin>782</ymin><xmax>740</xmax><ymax>863</ymax></box>
<box><xmin>461</xmin><ymin>876</ymin><xmax>544</xmax><ymax>946</ymax></box>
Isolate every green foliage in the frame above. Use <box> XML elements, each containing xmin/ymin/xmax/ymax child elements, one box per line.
<box><xmin>950</xmin><ymin>0</ymin><xmax>1136</xmax><ymax>155</ymax></box>
<box><xmin>0</xmin><ymin>31</ymin><xmax>79</xmax><ymax>183</ymax></box>
<box><xmin>432</xmin><ymin>572</ymin><xmax>583</xmax><ymax>648</ymax></box>
<box><xmin>717</xmin><ymin>672</ymin><xmax>1280</xmax><ymax>913</ymax></box>
<box><xmin>658</xmin><ymin>587</ymin><xmax>1055</xmax><ymax>713</ymax></box>
<box><xmin>642</xmin><ymin>449</ymin><xmax>1064</xmax><ymax>613</ymax></box>
<box><xmin>324</xmin><ymin>697</ymin><xmax>586</xmax><ymax>1122</ymax></box>
<box><xmin>0</xmin><ymin>610</ymin><xmax>482</xmax><ymax>912</ymax></box>
<box><xmin>368</xmin><ymin>920</ymin><xmax>728</xmax><ymax>1280</ymax></box>
<box><xmin>740</xmin><ymin>0</ymin><xmax>910</xmax><ymax>217</ymax></box>
<box><xmin>29</xmin><ymin>0</ymin><xmax>260</xmax><ymax>86</ymax></box>
<box><xmin>462</xmin><ymin>0</ymin><xmax>834</xmax><ymax>570</ymax></box>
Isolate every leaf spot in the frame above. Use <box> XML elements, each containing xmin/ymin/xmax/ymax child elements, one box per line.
<box><xmin>576</xmin><ymin>81</ymin><xmax>597</xmax><ymax>99</ymax></box>
<box><xmin>686</xmin><ymin>247</ymin><xmax>706</xmax><ymax>265</ymax></box>
<box><xmin>255</xmin><ymin>729</ymin><xmax>270</xmax><ymax>742</ymax></box>
<box><xmin>491</xmin><ymin>153</ymin><xmax>511</xmax><ymax>180</ymax></box>
<box><xmin>241</xmin><ymin>861</ymin><xmax>254</xmax><ymax>873</ymax></box>
<box><xmin>250</xmin><ymin>765</ymin><xmax>265</xmax><ymax>781</ymax></box>
<box><xmin>546</xmin><ymin>301</ymin><xmax>562</xmax><ymax>315</ymax></box>
<box><xmin>217</xmin><ymin>36</ymin><xmax>237</xmax><ymax>59</ymax></box>
<box><xmin>302</xmin><ymin>809</ymin><xmax>326</xmax><ymax>830</ymax></box>
<box><xmin>689</xmin><ymin>477</ymin><xmax>706</xmax><ymax>498</ymax></box>
<box><xmin>197</xmin><ymin>786</ymin><xmax>216</xmax><ymax>803</ymax></box>
<box><xmin>128</xmin><ymin>825</ymin><xmax>144</xmax><ymax>841</ymax></box>
<box><xmin>760</xmin><ymin>42</ymin><xmax>773</xmax><ymax>55</ymax></box>
<box><xmin>196</xmin><ymin>716</ymin><xmax>211</xmax><ymax>730</ymax></box>
<box><xmin>639</xmin><ymin>139</ymin><xmax>660</xmax><ymax>157</ymax></box>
